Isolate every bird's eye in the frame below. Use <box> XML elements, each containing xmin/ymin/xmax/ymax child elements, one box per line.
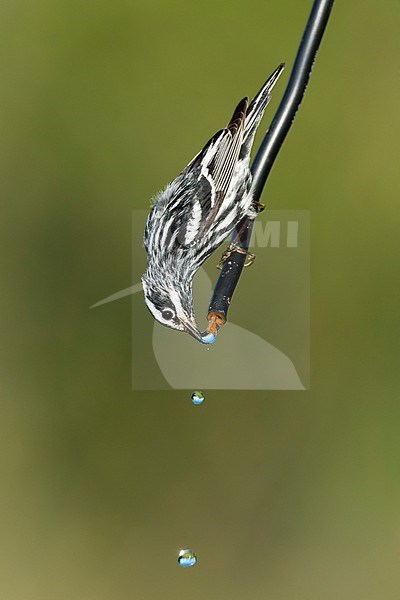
<box><xmin>162</xmin><ymin>309</ymin><xmax>174</xmax><ymax>321</ymax></box>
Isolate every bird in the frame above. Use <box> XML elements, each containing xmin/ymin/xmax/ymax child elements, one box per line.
<box><xmin>142</xmin><ymin>63</ymin><xmax>284</xmax><ymax>343</ymax></box>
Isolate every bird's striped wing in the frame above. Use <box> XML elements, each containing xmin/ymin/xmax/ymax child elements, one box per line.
<box><xmin>184</xmin><ymin>97</ymin><xmax>248</xmax><ymax>242</ymax></box>
<box><xmin>205</xmin><ymin>97</ymin><xmax>247</xmax><ymax>202</ymax></box>
<box><xmin>145</xmin><ymin>98</ymin><xmax>248</xmax><ymax>251</ymax></box>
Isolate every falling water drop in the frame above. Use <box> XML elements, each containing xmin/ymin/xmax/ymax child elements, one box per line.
<box><xmin>178</xmin><ymin>549</ymin><xmax>197</xmax><ymax>567</ymax></box>
<box><xmin>191</xmin><ymin>391</ymin><xmax>204</xmax><ymax>405</ymax></box>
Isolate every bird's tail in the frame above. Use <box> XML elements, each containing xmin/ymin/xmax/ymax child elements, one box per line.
<box><xmin>241</xmin><ymin>63</ymin><xmax>285</xmax><ymax>158</ymax></box>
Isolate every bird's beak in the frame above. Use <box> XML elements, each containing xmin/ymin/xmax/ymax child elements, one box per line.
<box><xmin>182</xmin><ymin>319</ymin><xmax>204</xmax><ymax>342</ymax></box>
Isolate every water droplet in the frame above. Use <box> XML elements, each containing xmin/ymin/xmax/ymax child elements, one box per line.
<box><xmin>178</xmin><ymin>549</ymin><xmax>197</xmax><ymax>567</ymax></box>
<box><xmin>191</xmin><ymin>391</ymin><xmax>204</xmax><ymax>405</ymax></box>
<box><xmin>201</xmin><ymin>331</ymin><xmax>217</xmax><ymax>344</ymax></box>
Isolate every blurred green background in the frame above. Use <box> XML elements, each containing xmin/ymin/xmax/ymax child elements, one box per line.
<box><xmin>1</xmin><ymin>0</ymin><xmax>400</xmax><ymax>598</ymax></box>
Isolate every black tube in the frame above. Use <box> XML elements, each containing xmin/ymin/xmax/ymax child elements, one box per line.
<box><xmin>207</xmin><ymin>0</ymin><xmax>334</xmax><ymax>323</ymax></box>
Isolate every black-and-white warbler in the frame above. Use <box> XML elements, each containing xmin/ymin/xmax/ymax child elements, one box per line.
<box><xmin>142</xmin><ymin>63</ymin><xmax>284</xmax><ymax>343</ymax></box>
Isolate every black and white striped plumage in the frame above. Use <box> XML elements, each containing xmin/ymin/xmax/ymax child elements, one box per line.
<box><xmin>142</xmin><ymin>64</ymin><xmax>284</xmax><ymax>342</ymax></box>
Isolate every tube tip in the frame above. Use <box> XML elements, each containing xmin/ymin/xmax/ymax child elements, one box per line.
<box><xmin>201</xmin><ymin>311</ymin><xmax>226</xmax><ymax>344</ymax></box>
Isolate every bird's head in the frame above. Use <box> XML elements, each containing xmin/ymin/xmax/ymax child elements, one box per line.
<box><xmin>141</xmin><ymin>274</ymin><xmax>204</xmax><ymax>342</ymax></box>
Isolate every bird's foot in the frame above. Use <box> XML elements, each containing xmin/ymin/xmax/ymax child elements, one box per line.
<box><xmin>252</xmin><ymin>199</ymin><xmax>266</xmax><ymax>213</ymax></box>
